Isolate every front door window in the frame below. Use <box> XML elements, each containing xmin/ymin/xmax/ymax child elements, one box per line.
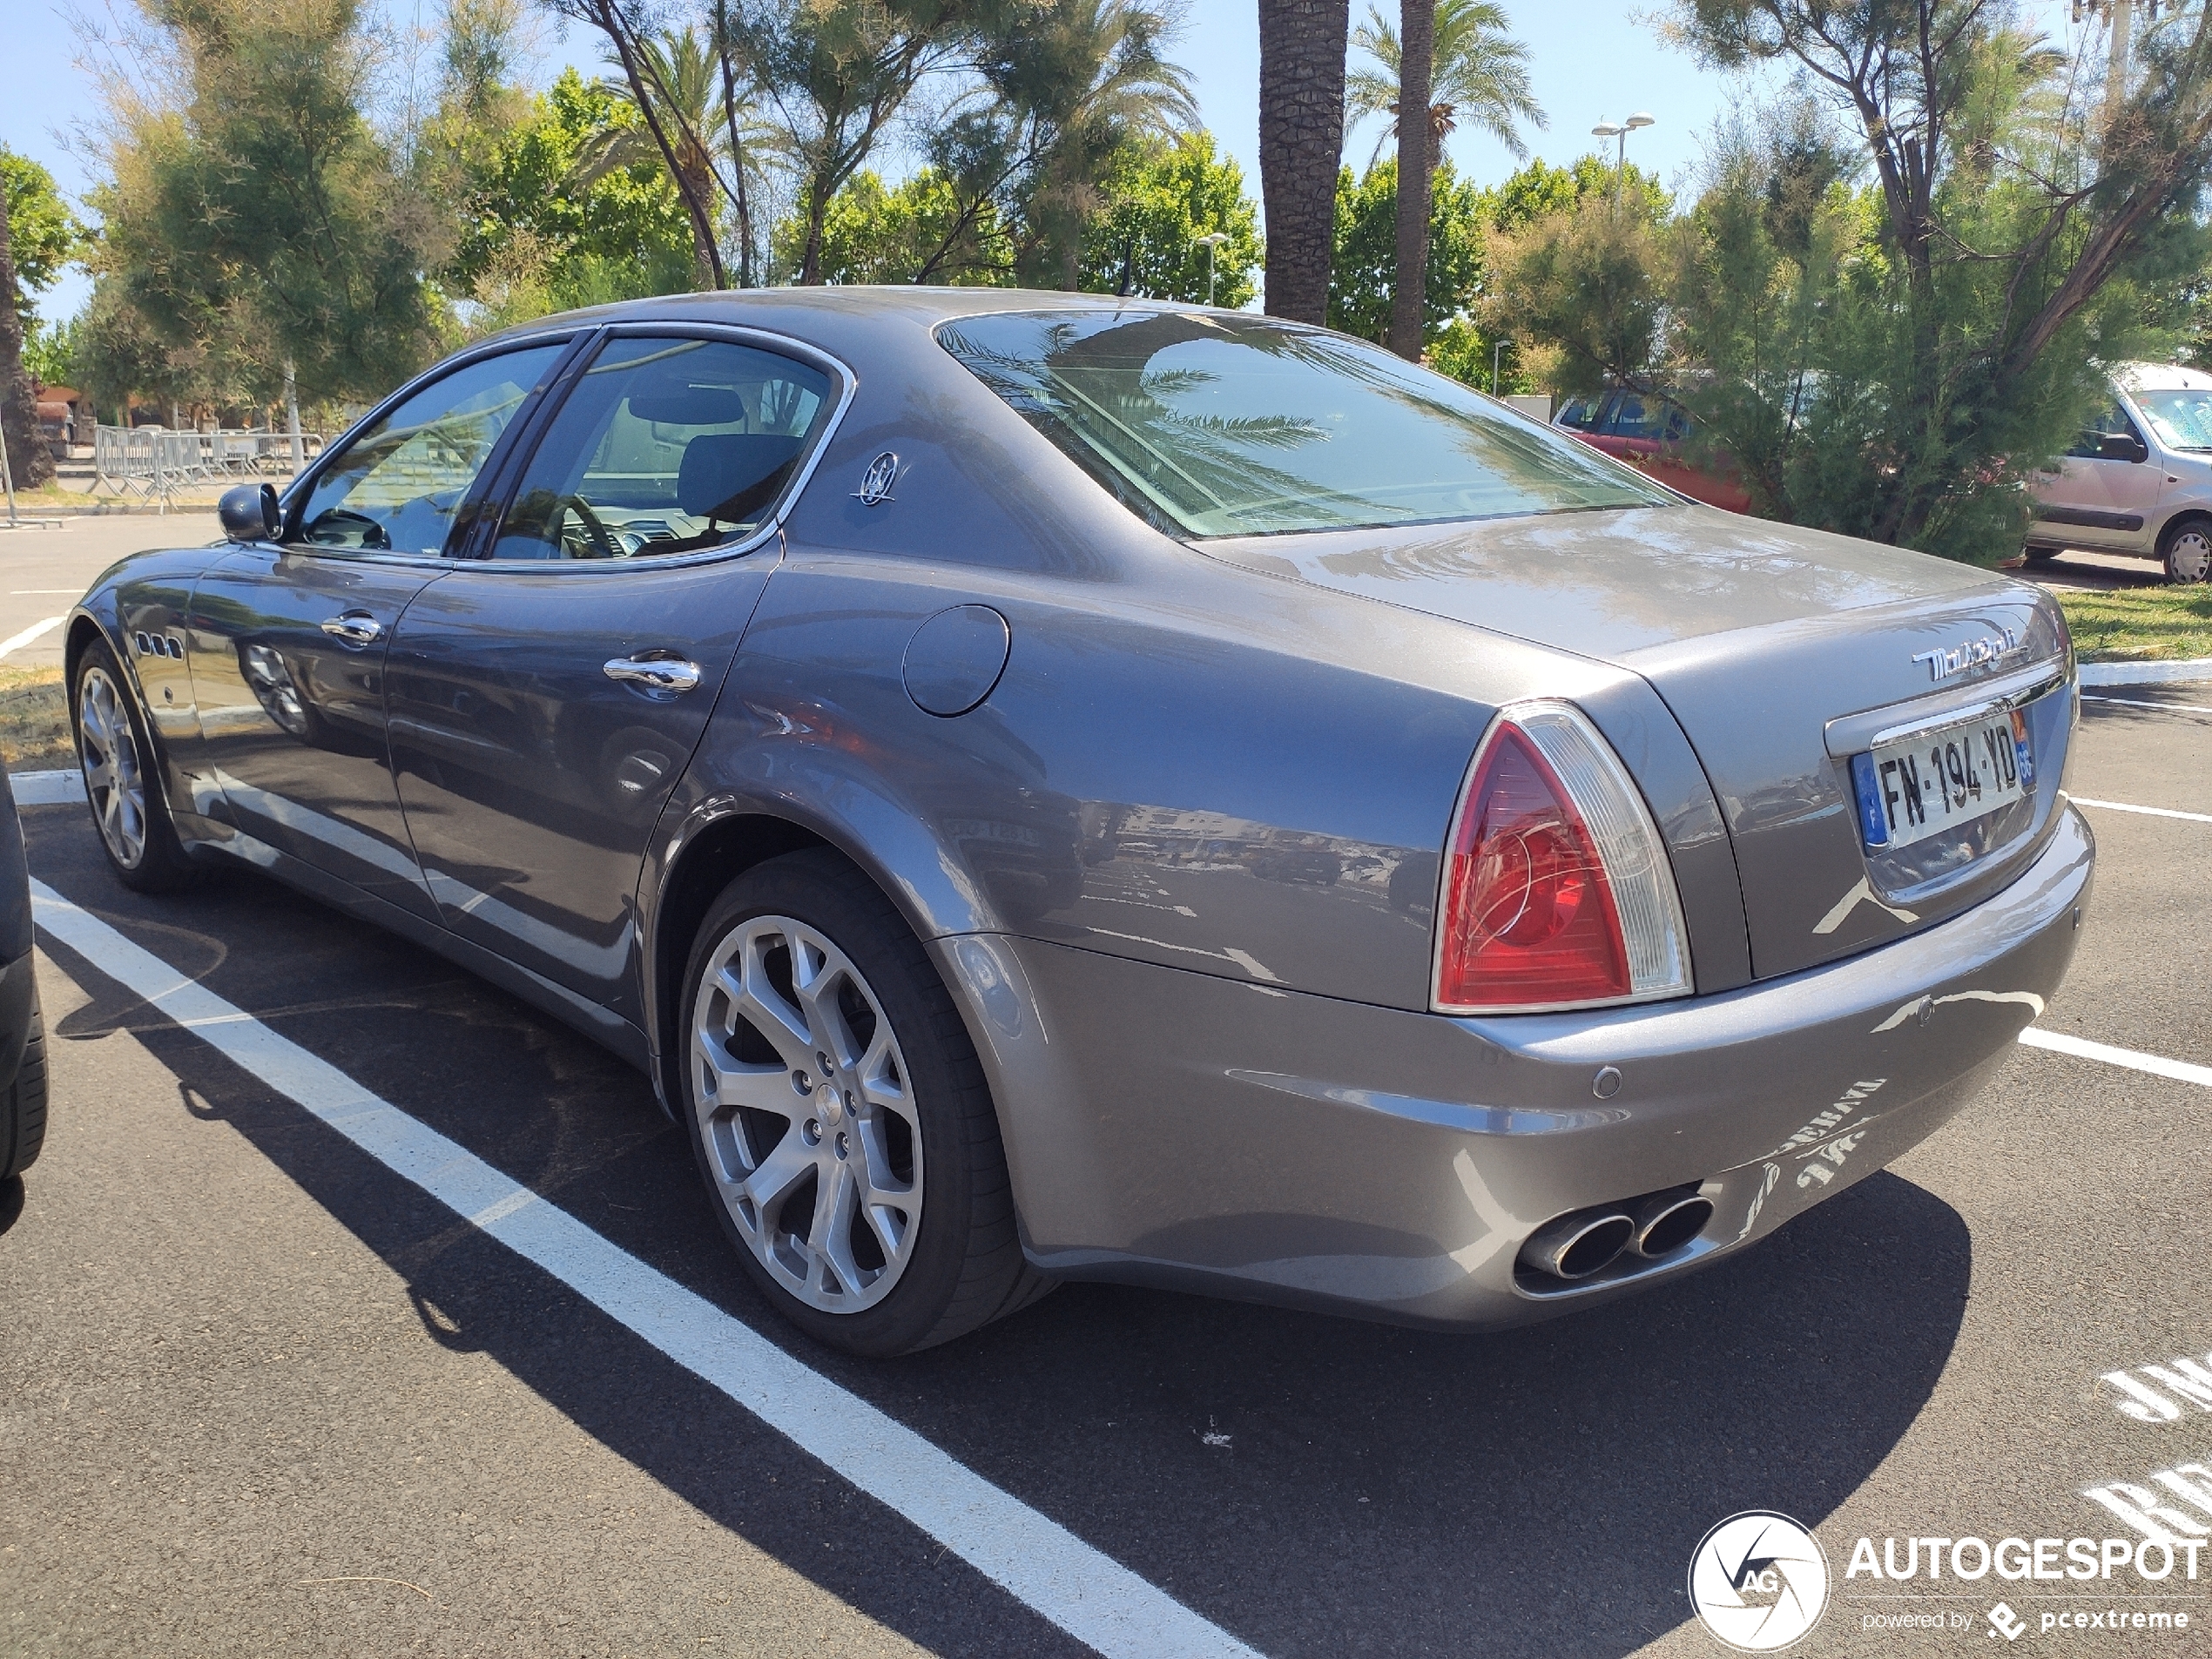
<box><xmin>293</xmin><ymin>345</ymin><xmax>566</xmax><ymax>556</ymax></box>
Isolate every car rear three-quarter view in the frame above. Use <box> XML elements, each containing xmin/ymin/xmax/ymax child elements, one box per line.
<box><xmin>64</xmin><ymin>288</ymin><xmax>2090</xmax><ymax>1356</ymax></box>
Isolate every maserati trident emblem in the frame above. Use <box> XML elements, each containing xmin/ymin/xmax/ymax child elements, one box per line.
<box><xmin>1910</xmin><ymin>626</ymin><xmax>2020</xmax><ymax>684</ymax></box>
<box><xmin>855</xmin><ymin>450</ymin><xmax>900</xmax><ymax>506</ymax></box>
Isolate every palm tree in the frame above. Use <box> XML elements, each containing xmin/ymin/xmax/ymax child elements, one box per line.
<box><xmin>1347</xmin><ymin>0</ymin><xmax>1545</xmax><ymax>166</ymax></box>
<box><xmin>1389</xmin><ymin>0</ymin><xmax>1433</xmax><ymax>361</ymax></box>
<box><xmin>575</xmin><ymin>27</ymin><xmax>779</xmax><ymax>289</ymax></box>
<box><xmin>1258</xmin><ymin>0</ymin><xmax>1352</xmax><ymax>325</ymax></box>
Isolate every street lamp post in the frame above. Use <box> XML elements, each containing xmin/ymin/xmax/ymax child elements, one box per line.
<box><xmin>1491</xmin><ymin>335</ymin><xmax>1512</xmax><ymax>397</ymax></box>
<box><xmin>1196</xmin><ymin>232</ymin><xmax>1229</xmax><ymax>307</ymax></box>
<box><xmin>1589</xmin><ymin>111</ymin><xmax>1656</xmax><ymax>208</ymax></box>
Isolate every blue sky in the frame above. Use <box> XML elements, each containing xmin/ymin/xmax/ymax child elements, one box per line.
<box><xmin>4</xmin><ymin>0</ymin><xmax>2092</xmax><ymax>323</ymax></box>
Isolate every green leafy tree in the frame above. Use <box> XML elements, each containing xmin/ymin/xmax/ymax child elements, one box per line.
<box><xmin>450</xmin><ymin>69</ymin><xmax>695</xmax><ymax>324</ymax></box>
<box><xmin>1484</xmin><ymin>152</ymin><xmax>1667</xmax><ymax>233</ymax></box>
<box><xmin>798</xmin><ymin>167</ymin><xmax>1014</xmax><ymax>284</ymax></box>
<box><xmin>91</xmin><ymin>0</ymin><xmax>441</xmax><ymax>425</ymax></box>
<box><xmin>1483</xmin><ymin>180</ymin><xmax>1669</xmax><ymax>394</ymax></box>
<box><xmin>1079</xmin><ymin>131</ymin><xmax>1262</xmax><ymax>304</ymax></box>
<box><xmin>1672</xmin><ymin>0</ymin><xmax>2212</xmax><ymax>559</ymax></box>
<box><xmin>1329</xmin><ymin>157</ymin><xmax>1487</xmax><ymax>345</ymax></box>
<box><xmin>0</xmin><ymin>151</ymin><xmax>85</xmax><ymax>325</ymax></box>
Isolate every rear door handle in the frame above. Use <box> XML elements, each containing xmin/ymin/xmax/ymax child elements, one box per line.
<box><xmin>604</xmin><ymin>655</ymin><xmax>702</xmax><ymax>697</ymax></box>
<box><xmin>320</xmin><ymin>611</ymin><xmax>384</xmax><ymax>648</ymax></box>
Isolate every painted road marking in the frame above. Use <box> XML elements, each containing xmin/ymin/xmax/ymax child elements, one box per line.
<box><xmin>26</xmin><ymin>878</ymin><xmax>1261</xmax><ymax>1659</ymax></box>
<box><xmin>2072</xmin><ymin>797</ymin><xmax>2212</xmax><ymax>826</ymax></box>
<box><xmin>0</xmin><ymin>616</ymin><xmax>64</xmax><ymax>658</ymax></box>
<box><xmin>2020</xmin><ymin>1027</ymin><xmax>2212</xmax><ymax>1089</ymax></box>
<box><xmin>2082</xmin><ymin>695</ymin><xmax>2212</xmax><ymax>715</ymax></box>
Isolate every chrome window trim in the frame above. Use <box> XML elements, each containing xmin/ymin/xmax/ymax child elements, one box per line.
<box><xmin>462</xmin><ymin>321</ymin><xmax>859</xmax><ymax>575</ymax></box>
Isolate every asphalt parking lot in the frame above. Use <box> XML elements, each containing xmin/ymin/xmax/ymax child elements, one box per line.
<box><xmin>3</xmin><ymin>681</ymin><xmax>2210</xmax><ymax>1656</ymax></box>
<box><xmin>0</xmin><ymin>516</ymin><xmax>219</xmax><ymax>671</ymax></box>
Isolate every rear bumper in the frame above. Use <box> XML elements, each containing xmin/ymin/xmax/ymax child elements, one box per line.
<box><xmin>938</xmin><ymin>802</ymin><xmax>2094</xmax><ymax>1329</ymax></box>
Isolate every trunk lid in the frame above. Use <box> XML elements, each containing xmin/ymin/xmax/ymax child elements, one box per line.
<box><xmin>1201</xmin><ymin>504</ymin><xmax>2074</xmax><ymax>981</ymax></box>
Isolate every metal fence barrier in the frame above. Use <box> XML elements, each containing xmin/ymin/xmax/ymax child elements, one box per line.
<box><xmin>93</xmin><ymin>425</ymin><xmax>321</xmax><ymax>502</ymax></box>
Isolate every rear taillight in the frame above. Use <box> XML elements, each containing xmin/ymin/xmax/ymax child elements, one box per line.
<box><xmin>1432</xmin><ymin>702</ymin><xmax>1692</xmax><ymax>1015</ymax></box>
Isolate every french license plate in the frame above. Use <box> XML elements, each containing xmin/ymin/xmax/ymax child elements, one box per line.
<box><xmin>1850</xmin><ymin>710</ymin><xmax>2034</xmax><ymax>851</ymax></box>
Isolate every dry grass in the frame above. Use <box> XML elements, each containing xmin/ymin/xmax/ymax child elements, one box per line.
<box><xmin>2055</xmin><ymin>583</ymin><xmax>2212</xmax><ymax>663</ymax></box>
<box><xmin>0</xmin><ymin>666</ymin><xmax>77</xmax><ymax>772</ymax></box>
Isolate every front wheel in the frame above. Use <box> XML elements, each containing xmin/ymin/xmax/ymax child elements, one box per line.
<box><xmin>678</xmin><ymin>850</ymin><xmax>1051</xmax><ymax>1356</ymax></box>
<box><xmin>71</xmin><ymin>638</ymin><xmax>196</xmax><ymax>893</ymax></box>
<box><xmin>2161</xmin><ymin>518</ymin><xmax>2212</xmax><ymax>584</ymax></box>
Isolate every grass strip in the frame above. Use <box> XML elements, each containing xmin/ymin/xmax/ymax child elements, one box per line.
<box><xmin>0</xmin><ymin>667</ymin><xmax>76</xmax><ymax>772</ymax></box>
<box><xmin>2054</xmin><ymin>583</ymin><xmax>2212</xmax><ymax>663</ymax></box>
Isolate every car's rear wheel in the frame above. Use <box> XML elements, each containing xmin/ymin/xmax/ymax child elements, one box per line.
<box><xmin>2162</xmin><ymin>517</ymin><xmax>2212</xmax><ymax>584</ymax></box>
<box><xmin>71</xmin><ymin>638</ymin><xmax>195</xmax><ymax>893</ymax></box>
<box><xmin>678</xmin><ymin>850</ymin><xmax>1052</xmax><ymax>1356</ymax></box>
<box><xmin>1</xmin><ymin>995</ymin><xmax>48</xmax><ymax>1181</ymax></box>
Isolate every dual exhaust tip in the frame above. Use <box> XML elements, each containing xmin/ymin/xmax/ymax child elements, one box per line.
<box><xmin>1519</xmin><ymin>1186</ymin><xmax>1714</xmax><ymax>1282</ymax></box>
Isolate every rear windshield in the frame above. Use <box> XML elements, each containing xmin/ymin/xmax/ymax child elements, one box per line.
<box><xmin>936</xmin><ymin>308</ymin><xmax>1676</xmax><ymax>536</ymax></box>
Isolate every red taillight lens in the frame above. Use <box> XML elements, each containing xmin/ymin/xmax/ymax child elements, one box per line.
<box><xmin>1436</xmin><ymin>722</ymin><xmax>1633</xmax><ymax>1009</ymax></box>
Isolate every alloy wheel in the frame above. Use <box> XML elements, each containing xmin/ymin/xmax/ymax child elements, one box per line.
<box><xmin>691</xmin><ymin>914</ymin><xmax>923</xmax><ymax>1313</ymax></box>
<box><xmin>78</xmin><ymin>665</ymin><xmax>148</xmax><ymax>869</ymax></box>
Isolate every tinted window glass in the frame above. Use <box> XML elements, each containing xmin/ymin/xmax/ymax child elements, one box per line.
<box><xmin>1554</xmin><ymin>395</ymin><xmax>1605</xmax><ymax>431</ymax></box>
<box><xmin>1607</xmin><ymin>394</ymin><xmax>1688</xmax><ymax>442</ymax></box>
<box><xmin>2133</xmin><ymin>388</ymin><xmax>2212</xmax><ymax>453</ymax></box>
<box><xmin>938</xmin><ymin>309</ymin><xmax>1674</xmax><ymax>537</ymax></box>
<box><xmin>295</xmin><ymin>346</ymin><xmax>563</xmax><ymax>554</ymax></box>
<box><xmin>489</xmin><ymin>336</ymin><xmax>833</xmax><ymax>561</ymax></box>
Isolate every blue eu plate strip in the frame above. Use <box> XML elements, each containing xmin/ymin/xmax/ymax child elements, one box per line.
<box><xmin>1851</xmin><ymin>752</ymin><xmax>1891</xmax><ymax>848</ymax></box>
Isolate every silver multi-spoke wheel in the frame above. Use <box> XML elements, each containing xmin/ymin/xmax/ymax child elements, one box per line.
<box><xmin>78</xmin><ymin>664</ymin><xmax>148</xmax><ymax>869</ymax></box>
<box><xmin>2168</xmin><ymin>524</ymin><xmax>2212</xmax><ymax>583</ymax></box>
<box><xmin>691</xmin><ymin>914</ymin><xmax>923</xmax><ymax>1313</ymax></box>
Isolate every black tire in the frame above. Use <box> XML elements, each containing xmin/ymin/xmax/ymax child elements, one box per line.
<box><xmin>1</xmin><ymin>995</ymin><xmax>48</xmax><ymax>1180</ymax></box>
<box><xmin>678</xmin><ymin>849</ymin><xmax>1053</xmax><ymax>1356</ymax></box>
<box><xmin>71</xmin><ymin>637</ymin><xmax>197</xmax><ymax>893</ymax></box>
<box><xmin>2021</xmin><ymin>544</ymin><xmax>2060</xmax><ymax>566</ymax></box>
<box><xmin>2160</xmin><ymin>516</ymin><xmax>2212</xmax><ymax>584</ymax></box>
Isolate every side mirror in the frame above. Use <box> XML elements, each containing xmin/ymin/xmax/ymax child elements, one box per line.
<box><xmin>2096</xmin><ymin>432</ymin><xmax>2149</xmax><ymax>464</ymax></box>
<box><xmin>218</xmin><ymin>482</ymin><xmax>283</xmax><ymax>543</ymax></box>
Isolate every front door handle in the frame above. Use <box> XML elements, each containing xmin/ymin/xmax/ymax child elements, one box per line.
<box><xmin>320</xmin><ymin>611</ymin><xmax>384</xmax><ymax>648</ymax></box>
<box><xmin>604</xmin><ymin>655</ymin><xmax>702</xmax><ymax>697</ymax></box>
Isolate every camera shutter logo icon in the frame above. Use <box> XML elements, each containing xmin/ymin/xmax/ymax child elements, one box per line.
<box><xmin>1687</xmin><ymin>1511</ymin><xmax>1830</xmax><ymax>1651</ymax></box>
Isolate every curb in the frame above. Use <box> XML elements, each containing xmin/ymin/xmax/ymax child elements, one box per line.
<box><xmin>10</xmin><ymin>771</ymin><xmax>84</xmax><ymax>806</ymax></box>
<box><xmin>4</xmin><ymin>503</ymin><xmax>224</xmax><ymax>518</ymax></box>
<box><xmin>2079</xmin><ymin>658</ymin><xmax>2212</xmax><ymax>686</ymax></box>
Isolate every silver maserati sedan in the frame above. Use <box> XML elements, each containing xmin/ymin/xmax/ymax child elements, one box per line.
<box><xmin>65</xmin><ymin>290</ymin><xmax>2090</xmax><ymax>1355</ymax></box>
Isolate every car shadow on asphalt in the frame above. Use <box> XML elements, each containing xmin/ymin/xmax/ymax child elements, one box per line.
<box><xmin>27</xmin><ymin>813</ymin><xmax>1973</xmax><ymax>1658</ymax></box>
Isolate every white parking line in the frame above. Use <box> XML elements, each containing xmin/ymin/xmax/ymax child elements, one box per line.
<box><xmin>2082</xmin><ymin>695</ymin><xmax>2212</xmax><ymax>715</ymax></box>
<box><xmin>0</xmin><ymin>616</ymin><xmax>64</xmax><ymax>658</ymax></box>
<box><xmin>2071</xmin><ymin>797</ymin><xmax>2212</xmax><ymax>825</ymax></box>
<box><xmin>2020</xmin><ymin>1027</ymin><xmax>2212</xmax><ymax>1089</ymax></box>
<box><xmin>26</xmin><ymin>879</ymin><xmax>1261</xmax><ymax>1659</ymax></box>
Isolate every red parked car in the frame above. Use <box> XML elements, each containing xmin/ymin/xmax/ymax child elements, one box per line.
<box><xmin>1553</xmin><ymin>388</ymin><xmax>1752</xmax><ymax>514</ymax></box>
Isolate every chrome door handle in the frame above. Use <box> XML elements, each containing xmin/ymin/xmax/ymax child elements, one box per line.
<box><xmin>604</xmin><ymin>655</ymin><xmax>702</xmax><ymax>697</ymax></box>
<box><xmin>320</xmin><ymin>611</ymin><xmax>384</xmax><ymax>648</ymax></box>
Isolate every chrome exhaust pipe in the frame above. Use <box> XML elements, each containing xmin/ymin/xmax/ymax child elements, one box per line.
<box><xmin>1630</xmin><ymin>1188</ymin><xmax>1713</xmax><ymax>1258</ymax></box>
<box><xmin>1519</xmin><ymin>1210</ymin><xmax>1635</xmax><ymax>1281</ymax></box>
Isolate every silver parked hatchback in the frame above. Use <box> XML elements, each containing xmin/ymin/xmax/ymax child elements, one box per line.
<box><xmin>68</xmin><ymin>290</ymin><xmax>2090</xmax><ymax>1354</ymax></box>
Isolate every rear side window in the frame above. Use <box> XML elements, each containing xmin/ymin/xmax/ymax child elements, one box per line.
<box><xmin>938</xmin><ymin>309</ymin><xmax>1675</xmax><ymax>538</ymax></box>
<box><xmin>2067</xmin><ymin>400</ymin><xmax>2143</xmax><ymax>460</ymax></box>
<box><xmin>489</xmin><ymin>335</ymin><xmax>834</xmax><ymax>561</ymax></box>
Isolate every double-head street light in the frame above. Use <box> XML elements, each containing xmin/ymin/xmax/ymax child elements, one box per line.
<box><xmin>1591</xmin><ymin>111</ymin><xmax>1656</xmax><ymax>206</ymax></box>
<box><xmin>1196</xmin><ymin>231</ymin><xmax>1229</xmax><ymax>306</ymax></box>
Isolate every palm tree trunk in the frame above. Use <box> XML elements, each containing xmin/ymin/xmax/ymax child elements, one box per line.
<box><xmin>0</xmin><ymin>183</ymin><xmax>56</xmax><ymax>491</ymax></box>
<box><xmin>1389</xmin><ymin>0</ymin><xmax>1434</xmax><ymax>361</ymax></box>
<box><xmin>1258</xmin><ymin>0</ymin><xmax>1352</xmax><ymax>325</ymax></box>
<box><xmin>683</xmin><ymin>158</ymin><xmax>719</xmax><ymax>291</ymax></box>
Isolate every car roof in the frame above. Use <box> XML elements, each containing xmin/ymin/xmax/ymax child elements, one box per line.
<box><xmin>2115</xmin><ymin>361</ymin><xmax>2212</xmax><ymax>393</ymax></box>
<box><xmin>469</xmin><ymin>285</ymin><xmax>1213</xmax><ymax>354</ymax></box>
